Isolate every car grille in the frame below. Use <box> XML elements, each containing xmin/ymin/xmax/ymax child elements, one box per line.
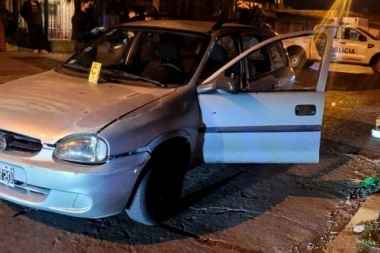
<box><xmin>0</xmin><ymin>130</ymin><xmax>42</xmax><ymax>153</ymax></box>
<box><xmin>14</xmin><ymin>180</ymin><xmax>50</xmax><ymax>195</ymax></box>
<box><xmin>0</xmin><ymin>180</ymin><xmax>49</xmax><ymax>203</ymax></box>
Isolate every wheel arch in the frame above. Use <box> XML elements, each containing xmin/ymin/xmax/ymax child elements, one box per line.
<box><xmin>369</xmin><ymin>53</ymin><xmax>380</xmax><ymax>66</ymax></box>
<box><xmin>125</xmin><ymin>130</ymin><xmax>192</xmax><ymax>208</ymax></box>
<box><xmin>286</xmin><ymin>45</ymin><xmax>306</xmax><ymax>55</ymax></box>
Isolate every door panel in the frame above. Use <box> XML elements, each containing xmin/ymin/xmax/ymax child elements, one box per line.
<box><xmin>197</xmin><ymin>30</ymin><xmax>333</xmax><ymax>164</ymax></box>
<box><xmin>198</xmin><ymin>92</ymin><xmax>324</xmax><ymax>163</ymax></box>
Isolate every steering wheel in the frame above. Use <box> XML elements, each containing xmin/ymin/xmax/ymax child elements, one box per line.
<box><xmin>161</xmin><ymin>63</ymin><xmax>184</xmax><ymax>74</ymax></box>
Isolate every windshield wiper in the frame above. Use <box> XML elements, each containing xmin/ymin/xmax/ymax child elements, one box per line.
<box><xmin>101</xmin><ymin>69</ymin><xmax>167</xmax><ymax>88</ymax></box>
<box><xmin>62</xmin><ymin>64</ymin><xmax>167</xmax><ymax>86</ymax></box>
<box><xmin>62</xmin><ymin>63</ymin><xmax>90</xmax><ymax>72</ymax></box>
<box><xmin>62</xmin><ymin>63</ymin><xmax>110</xmax><ymax>82</ymax></box>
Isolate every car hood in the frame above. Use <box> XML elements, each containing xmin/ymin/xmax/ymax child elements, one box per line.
<box><xmin>0</xmin><ymin>70</ymin><xmax>175</xmax><ymax>144</ymax></box>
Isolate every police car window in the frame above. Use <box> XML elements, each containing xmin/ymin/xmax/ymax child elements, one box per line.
<box><xmin>342</xmin><ymin>28</ymin><xmax>360</xmax><ymax>41</ymax></box>
<box><xmin>357</xmin><ymin>27</ymin><xmax>379</xmax><ymax>40</ymax></box>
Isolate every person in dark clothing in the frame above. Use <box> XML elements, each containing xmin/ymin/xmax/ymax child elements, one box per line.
<box><xmin>20</xmin><ymin>0</ymin><xmax>48</xmax><ymax>53</ymax></box>
<box><xmin>123</xmin><ymin>5</ymin><xmax>144</xmax><ymax>23</ymax></box>
<box><xmin>144</xmin><ymin>5</ymin><xmax>158</xmax><ymax>20</ymax></box>
<box><xmin>71</xmin><ymin>0</ymin><xmax>103</xmax><ymax>51</ymax></box>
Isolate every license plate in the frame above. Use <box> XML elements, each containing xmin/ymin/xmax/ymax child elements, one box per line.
<box><xmin>0</xmin><ymin>164</ymin><xmax>14</xmax><ymax>187</ymax></box>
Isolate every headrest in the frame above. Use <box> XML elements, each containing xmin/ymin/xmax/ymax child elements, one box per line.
<box><xmin>209</xmin><ymin>43</ymin><xmax>227</xmax><ymax>63</ymax></box>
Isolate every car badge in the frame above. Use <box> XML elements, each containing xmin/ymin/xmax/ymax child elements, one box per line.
<box><xmin>0</xmin><ymin>135</ymin><xmax>7</xmax><ymax>151</ymax></box>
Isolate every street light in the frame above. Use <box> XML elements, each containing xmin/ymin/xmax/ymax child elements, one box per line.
<box><xmin>337</xmin><ymin>0</ymin><xmax>352</xmax><ymax>24</ymax></box>
<box><xmin>319</xmin><ymin>0</ymin><xmax>352</xmax><ymax>25</ymax></box>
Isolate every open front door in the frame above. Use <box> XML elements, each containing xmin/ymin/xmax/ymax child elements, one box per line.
<box><xmin>197</xmin><ymin>30</ymin><xmax>333</xmax><ymax>163</ymax></box>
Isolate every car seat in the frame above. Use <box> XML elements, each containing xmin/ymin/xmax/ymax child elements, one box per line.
<box><xmin>140</xmin><ymin>42</ymin><xmax>185</xmax><ymax>84</ymax></box>
<box><xmin>199</xmin><ymin>43</ymin><xmax>228</xmax><ymax>81</ymax></box>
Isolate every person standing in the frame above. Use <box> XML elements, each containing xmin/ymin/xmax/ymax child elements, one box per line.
<box><xmin>71</xmin><ymin>0</ymin><xmax>103</xmax><ymax>52</ymax></box>
<box><xmin>144</xmin><ymin>5</ymin><xmax>158</xmax><ymax>20</ymax></box>
<box><xmin>20</xmin><ymin>0</ymin><xmax>49</xmax><ymax>53</ymax></box>
<box><xmin>124</xmin><ymin>6</ymin><xmax>144</xmax><ymax>23</ymax></box>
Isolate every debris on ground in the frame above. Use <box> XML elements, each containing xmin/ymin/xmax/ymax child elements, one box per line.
<box><xmin>372</xmin><ymin>115</ymin><xmax>380</xmax><ymax>138</ymax></box>
<box><xmin>349</xmin><ymin>176</ymin><xmax>380</xmax><ymax>252</ymax></box>
<box><xmin>344</xmin><ymin>176</ymin><xmax>380</xmax><ymax>199</ymax></box>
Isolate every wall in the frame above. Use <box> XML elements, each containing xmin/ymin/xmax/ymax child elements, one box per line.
<box><xmin>0</xmin><ymin>21</ymin><xmax>5</xmax><ymax>51</ymax></box>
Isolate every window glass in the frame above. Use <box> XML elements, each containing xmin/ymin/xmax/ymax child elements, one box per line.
<box><xmin>242</xmin><ymin>35</ymin><xmax>294</xmax><ymax>92</ymax></box>
<box><xmin>268</xmin><ymin>42</ymin><xmax>288</xmax><ymax>70</ymax></box>
<box><xmin>199</xmin><ymin>35</ymin><xmax>239</xmax><ymax>82</ymax></box>
<box><xmin>242</xmin><ymin>34</ymin><xmax>270</xmax><ymax>78</ymax></box>
<box><xmin>65</xmin><ymin>28</ymin><xmax>208</xmax><ymax>85</ymax></box>
<box><xmin>342</xmin><ymin>28</ymin><xmax>360</xmax><ymax>40</ymax></box>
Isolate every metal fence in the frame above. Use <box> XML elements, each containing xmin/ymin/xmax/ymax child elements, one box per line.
<box><xmin>15</xmin><ymin>0</ymin><xmax>75</xmax><ymax>40</ymax></box>
<box><xmin>46</xmin><ymin>0</ymin><xmax>75</xmax><ymax>40</ymax></box>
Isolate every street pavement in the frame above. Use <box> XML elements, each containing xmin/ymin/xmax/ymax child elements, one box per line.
<box><xmin>0</xmin><ymin>51</ymin><xmax>71</xmax><ymax>84</ymax></box>
<box><xmin>0</xmin><ymin>50</ymin><xmax>379</xmax><ymax>252</ymax></box>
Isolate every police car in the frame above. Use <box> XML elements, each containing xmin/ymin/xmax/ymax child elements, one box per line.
<box><xmin>284</xmin><ymin>20</ymin><xmax>380</xmax><ymax>73</ymax></box>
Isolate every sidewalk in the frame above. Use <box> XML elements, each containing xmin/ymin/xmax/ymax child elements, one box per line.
<box><xmin>326</xmin><ymin>194</ymin><xmax>380</xmax><ymax>252</ymax></box>
<box><xmin>0</xmin><ymin>50</ymin><xmax>71</xmax><ymax>83</ymax></box>
<box><xmin>5</xmin><ymin>50</ymin><xmax>72</xmax><ymax>64</ymax></box>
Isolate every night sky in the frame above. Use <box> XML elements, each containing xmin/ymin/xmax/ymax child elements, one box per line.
<box><xmin>283</xmin><ymin>0</ymin><xmax>380</xmax><ymax>12</ymax></box>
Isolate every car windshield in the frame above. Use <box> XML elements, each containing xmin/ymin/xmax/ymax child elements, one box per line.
<box><xmin>62</xmin><ymin>27</ymin><xmax>208</xmax><ymax>86</ymax></box>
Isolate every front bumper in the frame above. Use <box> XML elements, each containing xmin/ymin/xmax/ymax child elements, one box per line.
<box><xmin>0</xmin><ymin>148</ymin><xmax>150</xmax><ymax>218</ymax></box>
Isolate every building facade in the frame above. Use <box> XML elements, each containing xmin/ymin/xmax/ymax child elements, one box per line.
<box><xmin>4</xmin><ymin>0</ymin><xmax>376</xmax><ymax>52</ymax></box>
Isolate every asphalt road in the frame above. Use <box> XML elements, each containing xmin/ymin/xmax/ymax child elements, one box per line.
<box><xmin>0</xmin><ymin>55</ymin><xmax>380</xmax><ymax>252</ymax></box>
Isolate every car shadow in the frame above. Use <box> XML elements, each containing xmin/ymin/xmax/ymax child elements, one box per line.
<box><xmin>294</xmin><ymin>67</ymin><xmax>380</xmax><ymax>91</ymax></box>
<box><xmin>4</xmin><ymin>137</ymin><xmax>369</xmax><ymax>246</ymax></box>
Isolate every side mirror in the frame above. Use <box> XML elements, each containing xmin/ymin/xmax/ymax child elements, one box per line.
<box><xmin>197</xmin><ymin>76</ymin><xmax>238</xmax><ymax>94</ymax></box>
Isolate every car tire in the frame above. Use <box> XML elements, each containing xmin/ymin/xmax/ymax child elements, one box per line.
<box><xmin>288</xmin><ymin>47</ymin><xmax>306</xmax><ymax>69</ymax></box>
<box><xmin>126</xmin><ymin>149</ymin><xmax>185</xmax><ymax>225</ymax></box>
<box><xmin>125</xmin><ymin>170</ymin><xmax>157</xmax><ymax>225</ymax></box>
<box><xmin>371</xmin><ymin>56</ymin><xmax>380</xmax><ymax>73</ymax></box>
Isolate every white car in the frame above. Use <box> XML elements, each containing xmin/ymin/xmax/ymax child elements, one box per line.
<box><xmin>0</xmin><ymin>20</ymin><xmax>333</xmax><ymax>225</ymax></box>
<box><xmin>284</xmin><ymin>22</ymin><xmax>380</xmax><ymax>72</ymax></box>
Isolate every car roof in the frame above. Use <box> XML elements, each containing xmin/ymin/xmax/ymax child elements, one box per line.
<box><xmin>118</xmin><ymin>20</ymin><xmax>277</xmax><ymax>37</ymax></box>
<box><xmin>121</xmin><ymin>20</ymin><xmax>215</xmax><ymax>33</ymax></box>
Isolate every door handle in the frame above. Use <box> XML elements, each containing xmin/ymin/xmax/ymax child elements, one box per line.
<box><xmin>339</xmin><ymin>42</ymin><xmax>347</xmax><ymax>44</ymax></box>
<box><xmin>295</xmin><ymin>104</ymin><xmax>316</xmax><ymax>116</ymax></box>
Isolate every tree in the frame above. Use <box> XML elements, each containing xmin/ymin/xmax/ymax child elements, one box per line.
<box><xmin>212</xmin><ymin>0</ymin><xmax>236</xmax><ymax>19</ymax></box>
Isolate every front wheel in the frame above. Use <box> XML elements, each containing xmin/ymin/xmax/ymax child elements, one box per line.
<box><xmin>126</xmin><ymin>151</ymin><xmax>186</xmax><ymax>225</ymax></box>
<box><xmin>125</xmin><ymin>171</ymin><xmax>157</xmax><ymax>225</ymax></box>
<box><xmin>371</xmin><ymin>56</ymin><xmax>380</xmax><ymax>73</ymax></box>
<box><xmin>288</xmin><ymin>47</ymin><xmax>307</xmax><ymax>69</ymax></box>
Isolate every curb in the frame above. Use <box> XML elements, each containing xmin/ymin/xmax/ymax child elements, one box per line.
<box><xmin>326</xmin><ymin>194</ymin><xmax>380</xmax><ymax>252</ymax></box>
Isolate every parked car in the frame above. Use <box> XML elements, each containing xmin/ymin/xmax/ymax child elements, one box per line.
<box><xmin>0</xmin><ymin>20</ymin><xmax>333</xmax><ymax>225</ymax></box>
<box><xmin>283</xmin><ymin>17</ymin><xmax>380</xmax><ymax>72</ymax></box>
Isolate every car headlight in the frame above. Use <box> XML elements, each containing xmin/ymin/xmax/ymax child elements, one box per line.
<box><xmin>54</xmin><ymin>134</ymin><xmax>109</xmax><ymax>164</ymax></box>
